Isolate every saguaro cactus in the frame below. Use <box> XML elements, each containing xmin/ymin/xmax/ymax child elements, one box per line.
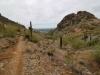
<box><xmin>84</xmin><ymin>29</ymin><xmax>88</xmax><ymax>42</ymax></box>
<box><xmin>60</xmin><ymin>36</ymin><xmax>62</xmax><ymax>49</ymax></box>
<box><xmin>29</xmin><ymin>21</ymin><xmax>33</xmax><ymax>40</ymax></box>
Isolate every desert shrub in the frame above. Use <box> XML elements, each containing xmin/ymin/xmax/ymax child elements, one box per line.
<box><xmin>23</xmin><ymin>30</ymin><xmax>30</xmax><ymax>40</ymax></box>
<box><xmin>31</xmin><ymin>35</ymin><xmax>40</xmax><ymax>43</ymax></box>
<box><xmin>45</xmin><ymin>35</ymin><xmax>58</xmax><ymax>40</ymax></box>
<box><xmin>24</xmin><ymin>34</ymin><xmax>30</xmax><ymax>40</ymax></box>
<box><xmin>62</xmin><ymin>34</ymin><xmax>78</xmax><ymax>45</ymax></box>
<box><xmin>88</xmin><ymin>25</ymin><xmax>96</xmax><ymax>30</ymax></box>
<box><xmin>2</xmin><ymin>28</ymin><xmax>17</xmax><ymax>37</ymax></box>
<box><xmin>66</xmin><ymin>55</ymin><xmax>71</xmax><ymax>61</ymax></box>
<box><xmin>23</xmin><ymin>31</ymin><xmax>40</xmax><ymax>43</ymax></box>
<box><xmin>62</xmin><ymin>35</ymin><xmax>87</xmax><ymax>49</ymax></box>
<box><xmin>47</xmin><ymin>49</ymin><xmax>55</xmax><ymax>56</ymax></box>
<box><xmin>92</xmin><ymin>45</ymin><xmax>100</xmax><ymax>63</ymax></box>
<box><xmin>82</xmin><ymin>25</ymin><xmax>96</xmax><ymax>30</ymax></box>
<box><xmin>71</xmin><ymin>39</ymin><xmax>87</xmax><ymax>49</ymax></box>
<box><xmin>87</xmin><ymin>38</ymin><xmax>99</xmax><ymax>46</ymax></box>
<box><xmin>94</xmin><ymin>30</ymin><xmax>100</xmax><ymax>35</ymax></box>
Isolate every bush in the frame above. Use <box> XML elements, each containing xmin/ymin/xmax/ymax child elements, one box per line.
<box><xmin>24</xmin><ymin>34</ymin><xmax>30</xmax><ymax>40</ymax></box>
<box><xmin>62</xmin><ymin>35</ymin><xmax>87</xmax><ymax>50</ymax></box>
<box><xmin>72</xmin><ymin>39</ymin><xmax>87</xmax><ymax>49</ymax></box>
<box><xmin>66</xmin><ymin>55</ymin><xmax>71</xmax><ymax>61</ymax></box>
<box><xmin>32</xmin><ymin>35</ymin><xmax>40</xmax><ymax>43</ymax></box>
<box><xmin>23</xmin><ymin>30</ymin><xmax>30</xmax><ymax>40</ymax></box>
<box><xmin>88</xmin><ymin>26</ymin><xmax>96</xmax><ymax>30</ymax></box>
<box><xmin>82</xmin><ymin>25</ymin><xmax>96</xmax><ymax>30</ymax></box>
<box><xmin>87</xmin><ymin>38</ymin><xmax>99</xmax><ymax>46</ymax></box>
<box><xmin>92</xmin><ymin>45</ymin><xmax>100</xmax><ymax>63</ymax></box>
<box><xmin>23</xmin><ymin>31</ymin><xmax>40</xmax><ymax>43</ymax></box>
<box><xmin>47</xmin><ymin>49</ymin><xmax>55</xmax><ymax>56</ymax></box>
<box><xmin>45</xmin><ymin>35</ymin><xmax>58</xmax><ymax>40</ymax></box>
<box><xmin>94</xmin><ymin>30</ymin><xmax>100</xmax><ymax>35</ymax></box>
<box><xmin>0</xmin><ymin>27</ymin><xmax>17</xmax><ymax>38</ymax></box>
<box><xmin>62</xmin><ymin>35</ymin><xmax>78</xmax><ymax>45</ymax></box>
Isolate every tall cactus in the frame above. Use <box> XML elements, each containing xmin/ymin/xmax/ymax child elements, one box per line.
<box><xmin>60</xmin><ymin>36</ymin><xmax>62</xmax><ymax>49</ymax></box>
<box><xmin>29</xmin><ymin>21</ymin><xmax>33</xmax><ymax>40</ymax></box>
<box><xmin>84</xmin><ymin>29</ymin><xmax>88</xmax><ymax>42</ymax></box>
<box><xmin>90</xmin><ymin>35</ymin><xmax>92</xmax><ymax>41</ymax></box>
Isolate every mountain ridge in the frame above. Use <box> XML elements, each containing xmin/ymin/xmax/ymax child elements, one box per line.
<box><xmin>54</xmin><ymin>11</ymin><xmax>100</xmax><ymax>35</ymax></box>
<box><xmin>0</xmin><ymin>13</ymin><xmax>25</xmax><ymax>29</ymax></box>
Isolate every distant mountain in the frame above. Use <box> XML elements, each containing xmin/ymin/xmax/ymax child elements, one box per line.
<box><xmin>54</xmin><ymin>11</ymin><xmax>100</xmax><ymax>35</ymax></box>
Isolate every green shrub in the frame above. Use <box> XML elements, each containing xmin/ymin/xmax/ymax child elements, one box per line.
<box><xmin>31</xmin><ymin>35</ymin><xmax>40</xmax><ymax>43</ymax></box>
<box><xmin>62</xmin><ymin>35</ymin><xmax>87</xmax><ymax>49</ymax></box>
<box><xmin>88</xmin><ymin>26</ymin><xmax>96</xmax><ymax>30</ymax></box>
<box><xmin>24</xmin><ymin>34</ymin><xmax>30</xmax><ymax>40</ymax></box>
<box><xmin>72</xmin><ymin>39</ymin><xmax>87</xmax><ymax>49</ymax></box>
<box><xmin>82</xmin><ymin>25</ymin><xmax>96</xmax><ymax>30</ymax></box>
<box><xmin>23</xmin><ymin>30</ymin><xmax>40</xmax><ymax>43</ymax></box>
<box><xmin>0</xmin><ymin>27</ymin><xmax>17</xmax><ymax>38</ymax></box>
<box><xmin>92</xmin><ymin>45</ymin><xmax>100</xmax><ymax>63</ymax></box>
<box><xmin>87</xmin><ymin>38</ymin><xmax>99</xmax><ymax>46</ymax></box>
<box><xmin>45</xmin><ymin>35</ymin><xmax>58</xmax><ymax>40</ymax></box>
<box><xmin>47</xmin><ymin>49</ymin><xmax>55</xmax><ymax>56</ymax></box>
<box><xmin>66</xmin><ymin>55</ymin><xmax>71</xmax><ymax>61</ymax></box>
<box><xmin>62</xmin><ymin>35</ymin><xmax>78</xmax><ymax>45</ymax></box>
<box><xmin>23</xmin><ymin>30</ymin><xmax>30</xmax><ymax>40</ymax></box>
<box><xmin>94</xmin><ymin>30</ymin><xmax>100</xmax><ymax>35</ymax></box>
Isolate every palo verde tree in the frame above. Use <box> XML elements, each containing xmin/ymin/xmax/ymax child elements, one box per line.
<box><xmin>29</xmin><ymin>21</ymin><xmax>33</xmax><ymax>40</ymax></box>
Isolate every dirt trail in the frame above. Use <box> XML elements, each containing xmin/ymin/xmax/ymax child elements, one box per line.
<box><xmin>9</xmin><ymin>36</ymin><xmax>26</xmax><ymax>75</ymax></box>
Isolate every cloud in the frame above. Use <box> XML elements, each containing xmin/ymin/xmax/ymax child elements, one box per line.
<box><xmin>0</xmin><ymin>0</ymin><xmax>100</xmax><ymax>28</ymax></box>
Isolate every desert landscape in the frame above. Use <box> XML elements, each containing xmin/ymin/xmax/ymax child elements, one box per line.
<box><xmin>0</xmin><ymin>11</ymin><xmax>100</xmax><ymax>75</ymax></box>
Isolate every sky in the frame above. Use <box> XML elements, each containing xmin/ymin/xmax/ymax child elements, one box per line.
<box><xmin>0</xmin><ymin>0</ymin><xmax>100</xmax><ymax>28</ymax></box>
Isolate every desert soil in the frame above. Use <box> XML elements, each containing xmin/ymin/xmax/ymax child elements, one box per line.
<box><xmin>0</xmin><ymin>36</ymin><xmax>100</xmax><ymax>75</ymax></box>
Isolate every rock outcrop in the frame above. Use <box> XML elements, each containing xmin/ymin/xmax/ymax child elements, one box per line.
<box><xmin>57</xmin><ymin>11</ymin><xmax>96</xmax><ymax>30</ymax></box>
<box><xmin>54</xmin><ymin>11</ymin><xmax>100</xmax><ymax>35</ymax></box>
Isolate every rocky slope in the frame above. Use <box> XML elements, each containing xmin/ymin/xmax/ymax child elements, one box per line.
<box><xmin>0</xmin><ymin>13</ymin><xmax>25</xmax><ymax>30</ymax></box>
<box><xmin>54</xmin><ymin>11</ymin><xmax>100</xmax><ymax>35</ymax></box>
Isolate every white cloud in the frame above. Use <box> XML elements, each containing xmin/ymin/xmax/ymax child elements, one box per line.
<box><xmin>0</xmin><ymin>0</ymin><xmax>100</xmax><ymax>28</ymax></box>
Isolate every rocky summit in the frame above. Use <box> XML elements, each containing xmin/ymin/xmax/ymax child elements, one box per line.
<box><xmin>54</xmin><ymin>11</ymin><xmax>100</xmax><ymax>35</ymax></box>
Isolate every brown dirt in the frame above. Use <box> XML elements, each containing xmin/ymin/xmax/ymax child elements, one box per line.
<box><xmin>0</xmin><ymin>36</ymin><xmax>100</xmax><ymax>75</ymax></box>
<box><xmin>0</xmin><ymin>36</ymin><xmax>25</xmax><ymax>75</ymax></box>
<box><xmin>9</xmin><ymin>36</ymin><xmax>25</xmax><ymax>75</ymax></box>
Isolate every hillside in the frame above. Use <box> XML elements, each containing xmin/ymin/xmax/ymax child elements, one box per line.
<box><xmin>0</xmin><ymin>13</ymin><xmax>25</xmax><ymax>28</ymax></box>
<box><xmin>54</xmin><ymin>11</ymin><xmax>100</xmax><ymax>35</ymax></box>
<box><xmin>0</xmin><ymin>14</ymin><xmax>26</xmax><ymax>38</ymax></box>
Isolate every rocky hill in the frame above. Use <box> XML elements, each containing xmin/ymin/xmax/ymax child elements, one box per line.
<box><xmin>0</xmin><ymin>13</ymin><xmax>25</xmax><ymax>29</ymax></box>
<box><xmin>0</xmin><ymin>13</ymin><xmax>26</xmax><ymax>38</ymax></box>
<box><xmin>54</xmin><ymin>11</ymin><xmax>100</xmax><ymax>35</ymax></box>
